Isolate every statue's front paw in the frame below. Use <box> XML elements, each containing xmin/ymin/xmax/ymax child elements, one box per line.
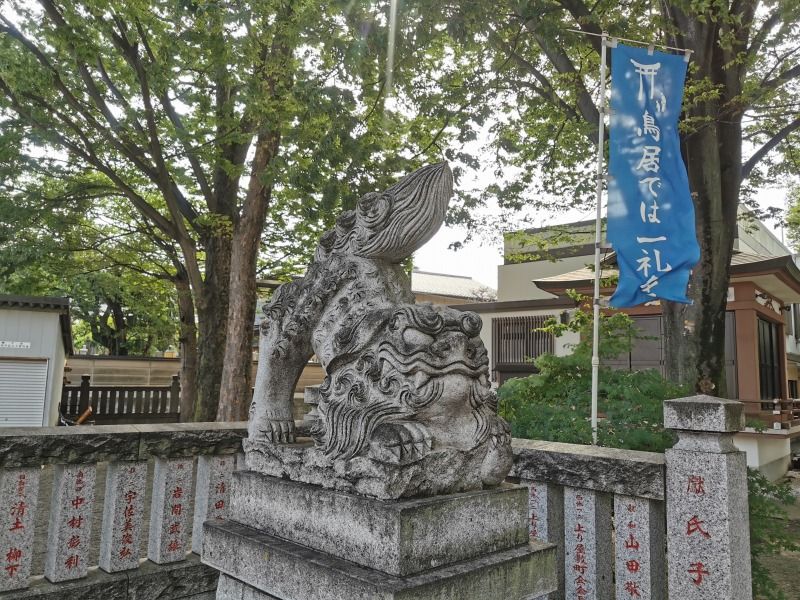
<box><xmin>264</xmin><ymin>419</ymin><xmax>296</xmax><ymax>443</ymax></box>
<box><xmin>369</xmin><ymin>422</ymin><xmax>432</xmax><ymax>465</ymax></box>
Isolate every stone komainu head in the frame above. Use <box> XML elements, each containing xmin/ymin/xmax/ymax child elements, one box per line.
<box><xmin>311</xmin><ymin>303</ymin><xmax>511</xmax><ymax>482</ymax></box>
<box><xmin>315</xmin><ymin>162</ymin><xmax>452</xmax><ymax>263</ymax></box>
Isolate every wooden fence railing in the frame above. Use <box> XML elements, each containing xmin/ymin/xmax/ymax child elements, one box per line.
<box><xmin>740</xmin><ymin>397</ymin><xmax>800</xmax><ymax>430</ymax></box>
<box><xmin>60</xmin><ymin>374</ymin><xmax>180</xmax><ymax>425</ymax></box>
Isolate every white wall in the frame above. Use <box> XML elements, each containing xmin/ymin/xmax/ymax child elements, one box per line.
<box><xmin>0</xmin><ymin>309</ymin><xmax>66</xmax><ymax>426</ymax></box>
<box><xmin>734</xmin><ymin>434</ymin><xmax>791</xmax><ymax>481</ymax></box>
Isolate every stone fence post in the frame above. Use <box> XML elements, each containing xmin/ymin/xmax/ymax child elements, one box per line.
<box><xmin>664</xmin><ymin>394</ymin><xmax>752</xmax><ymax>600</ymax></box>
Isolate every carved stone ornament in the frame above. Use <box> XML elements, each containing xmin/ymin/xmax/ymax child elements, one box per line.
<box><xmin>245</xmin><ymin>163</ymin><xmax>513</xmax><ymax>498</ymax></box>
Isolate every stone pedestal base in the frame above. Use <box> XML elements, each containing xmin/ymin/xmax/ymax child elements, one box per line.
<box><xmin>202</xmin><ymin>471</ymin><xmax>556</xmax><ymax>600</ymax></box>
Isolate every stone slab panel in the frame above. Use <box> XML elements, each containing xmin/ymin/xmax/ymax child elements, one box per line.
<box><xmin>202</xmin><ymin>519</ymin><xmax>557</xmax><ymax>600</ymax></box>
<box><xmin>44</xmin><ymin>464</ymin><xmax>96</xmax><ymax>582</ymax></box>
<box><xmin>0</xmin><ymin>467</ymin><xmax>40</xmax><ymax>591</ymax></box>
<box><xmin>192</xmin><ymin>455</ymin><xmax>235</xmax><ymax>554</ymax></box>
<box><xmin>614</xmin><ymin>495</ymin><xmax>666</xmax><ymax>600</ymax></box>
<box><xmin>563</xmin><ymin>486</ymin><xmax>612</xmax><ymax>600</ymax></box>
<box><xmin>99</xmin><ymin>460</ymin><xmax>148</xmax><ymax>572</ymax></box>
<box><xmin>523</xmin><ymin>480</ymin><xmax>564</xmax><ymax>600</ymax></box>
<box><xmin>510</xmin><ymin>439</ymin><xmax>665</xmax><ymax>500</ymax></box>
<box><xmin>148</xmin><ymin>457</ymin><xmax>194</xmax><ymax>564</ymax></box>
<box><xmin>665</xmin><ymin>447</ymin><xmax>752</xmax><ymax>599</ymax></box>
<box><xmin>229</xmin><ymin>471</ymin><xmax>529</xmax><ymax>576</ymax></box>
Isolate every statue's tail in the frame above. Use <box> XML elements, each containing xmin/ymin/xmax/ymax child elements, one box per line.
<box><xmin>355</xmin><ymin>162</ymin><xmax>453</xmax><ymax>261</ymax></box>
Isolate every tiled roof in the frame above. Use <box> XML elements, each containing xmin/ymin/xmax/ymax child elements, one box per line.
<box><xmin>0</xmin><ymin>294</ymin><xmax>70</xmax><ymax>310</ymax></box>
<box><xmin>411</xmin><ymin>270</ymin><xmax>496</xmax><ymax>300</ymax></box>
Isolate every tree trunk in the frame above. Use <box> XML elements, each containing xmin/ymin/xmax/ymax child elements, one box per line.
<box><xmin>194</xmin><ymin>233</ymin><xmax>232</xmax><ymax>421</ymax></box>
<box><xmin>215</xmin><ymin>222</ymin><xmax>261</xmax><ymax>422</ymax></box>
<box><xmin>217</xmin><ymin>133</ymin><xmax>279</xmax><ymax>422</ymax></box>
<box><xmin>175</xmin><ymin>274</ymin><xmax>198</xmax><ymax>422</ymax></box>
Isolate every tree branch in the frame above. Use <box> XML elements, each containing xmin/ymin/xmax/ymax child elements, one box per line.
<box><xmin>742</xmin><ymin>116</ymin><xmax>800</xmax><ymax>179</ymax></box>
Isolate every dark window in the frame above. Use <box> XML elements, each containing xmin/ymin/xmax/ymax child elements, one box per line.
<box><xmin>492</xmin><ymin>315</ymin><xmax>555</xmax><ymax>382</ymax></box>
<box><xmin>793</xmin><ymin>305</ymin><xmax>800</xmax><ymax>339</ymax></box>
<box><xmin>790</xmin><ymin>380</ymin><xmax>798</xmax><ymax>399</ymax></box>
<box><xmin>758</xmin><ymin>318</ymin><xmax>782</xmax><ymax>400</ymax></box>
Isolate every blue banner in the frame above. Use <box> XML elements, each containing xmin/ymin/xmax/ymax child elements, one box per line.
<box><xmin>607</xmin><ymin>44</ymin><xmax>699</xmax><ymax>307</ymax></box>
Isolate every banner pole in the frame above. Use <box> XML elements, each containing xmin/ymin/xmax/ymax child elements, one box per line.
<box><xmin>590</xmin><ymin>33</ymin><xmax>609</xmax><ymax>445</ymax></box>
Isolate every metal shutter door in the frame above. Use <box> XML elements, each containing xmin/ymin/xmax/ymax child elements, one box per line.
<box><xmin>0</xmin><ymin>360</ymin><xmax>48</xmax><ymax>427</ymax></box>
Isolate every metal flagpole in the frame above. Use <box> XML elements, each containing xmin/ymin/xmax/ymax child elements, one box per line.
<box><xmin>590</xmin><ymin>33</ymin><xmax>609</xmax><ymax>445</ymax></box>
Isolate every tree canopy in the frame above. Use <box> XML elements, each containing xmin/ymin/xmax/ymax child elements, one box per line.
<box><xmin>2</xmin><ymin>0</ymin><xmax>798</xmax><ymax>413</ymax></box>
<box><xmin>0</xmin><ymin>0</ymin><xmax>447</xmax><ymax>420</ymax></box>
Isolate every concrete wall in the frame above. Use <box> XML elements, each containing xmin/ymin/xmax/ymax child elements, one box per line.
<box><xmin>497</xmin><ymin>256</ymin><xmax>592</xmax><ymax>301</ymax></box>
<box><xmin>0</xmin><ymin>309</ymin><xmax>65</xmax><ymax>426</ymax></box>
<box><xmin>734</xmin><ymin>434</ymin><xmax>791</xmax><ymax>481</ymax></box>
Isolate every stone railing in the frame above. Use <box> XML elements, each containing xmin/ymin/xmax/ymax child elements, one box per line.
<box><xmin>0</xmin><ymin>395</ymin><xmax>751</xmax><ymax>600</ymax></box>
<box><xmin>510</xmin><ymin>394</ymin><xmax>751</xmax><ymax>600</ymax></box>
<box><xmin>0</xmin><ymin>422</ymin><xmax>246</xmax><ymax>599</ymax></box>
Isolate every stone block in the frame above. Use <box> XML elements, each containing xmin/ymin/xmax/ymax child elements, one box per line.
<box><xmin>148</xmin><ymin>457</ymin><xmax>194</xmax><ymax>564</ymax></box>
<box><xmin>523</xmin><ymin>480</ymin><xmax>564</xmax><ymax>600</ymax></box>
<box><xmin>44</xmin><ymin>464</ymin><xmax>96</xmax><ymax>582</ymax></box>
<box><xmin>217</xmin><ymin>574</ymin><xmax>281</xmax><ymax>600</ymax></box>
<box><xmin>11</xmin><ymin>552</ymin><xmax>218</xmax><ymax>599</ymax></box>
<box><xmin>614</xmin><ymin>495</ymin><xmax>665</xmax><ymax>600</ymax></box>
<box><xmin>0</xmin><ymin>467</ymin><xmax>40</xmax><ymax>591</ymax></box>
<box><xmin>0</xmin><ymin>426</ymin><xmax>140</xmax><ymax>468</ymax></box>
<box><xmin>663</xmin><ymin>395</ymin><xmax>745</xmax><ymax>433</ymax></box>
<box><xmin>665</xmin><ymin>446</ymin><xmax>752</xmax><ymax>599</ymax></box>
<box><xmin>192</xmin><ymin>455</ymin><xmax>236</xmax><ymax>554</ymax></box>
<box><xmin>202</xmin><ymin>519</ymin><xmax>556</xmax><ymax>600</ymax></box>
<box><xmin>99</xmin><ymin>460</ymin><xmax>148</xmax><ymax>573</ymax></box>
<box><xmin>136</xmin><ymin>423</ymin><xmax>246</xmax><ymax>460</ymax></box>
<box><xmin>510</xmin><ymin>439</ymin><xmax>665</xmax><ymax>500</ymax></box>
<box><xmin>230</xmin><ymin>471</ymin><xmax>528</xmax><ymax>576</ymax></box>
<box><xmin>563</xmin><ymin>487</ymin><xmax>612</xmax><ymax>600</ymax></box>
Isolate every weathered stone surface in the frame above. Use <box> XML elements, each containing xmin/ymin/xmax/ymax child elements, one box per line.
<box><xmin>563</xmin><ymin>487</ymin><xmax>612</xmax><ymax>600</ymax></box>
<box><xmin>0</xmin><ymin>426</ymin><xmax>141</xmax><ymax>468</ymax></box>
<box><xmin>244</xmin><ymin>437</ymin><xmax>507</xmax><ymax>500</ymax></box>
<box><xmin>0</xmin><ymin>467</ymin><xmax>40</xmax><ymax>592</ymax></box>
<box><xmin>192</xmin><ymin>455</ymin><xmax>235</xmax><ymax>554</ymax></box>
<box><xmin>523</xmin><ymin>480</ymin><xmax>564</xmax><ymax>600</ymax></box>
<box><xmin>216</xmin><ymin>574</ymin><xmax>281</xmax><ymax>599</ymax></box>
<box><xmin>203</xmin><ymin>519</ymin><xmax>556</xmax><ymax>600</ymax></box>
<box><xmin>230</xmin><ymin>471</ymin><xmax>528</xmax><ymax>576</ymax></box>
<box><xmin>0</xmin><ymin>424</ymin><xmax>246</xmax><ymax>468</ymax></box>
<box><xmin>44</xmin><ymin>464</ymin><xmax>96</xmax><ymax>582</ymax></box>
<box><xmin>10</xmin><ymin>553</ymin><xmax>218</xmax><ymax>599</ymax></box>
<box><xmin>510</xmin><ymin>439</ymin><xmax>665</xmax><ymax>500</ymax></box>
<box><xmin>136</xmin><ymin>423</ymin><xmax>247</xmax><ymax>459</ymax></box>
<box><xmin>247</xmin><ymin>164</ymin><xmax>513</xmax><ymax>498</ymax></box>
<box><xmin>663</xmin><ymin>394</ymin><xmax>745</xmax><ymax>432</ymax></box>
<box><xmin>148</xmin><ymin>457</ymin><xmax>194</xmax><ymax>564</ymax></box>
<box><xmin>614</xmin><ymin>495</ymin><xmax>665</xmax><ymax>600</ymax></box>
<box><xmin>665</xmin><ymin>446</ymin><xmax>751</xmax><ymax>598</ymax></box>
<box><xmin>99</xmin><ymin>461</ymin><xmax>147</xmax><ymax>573</ymax></box>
